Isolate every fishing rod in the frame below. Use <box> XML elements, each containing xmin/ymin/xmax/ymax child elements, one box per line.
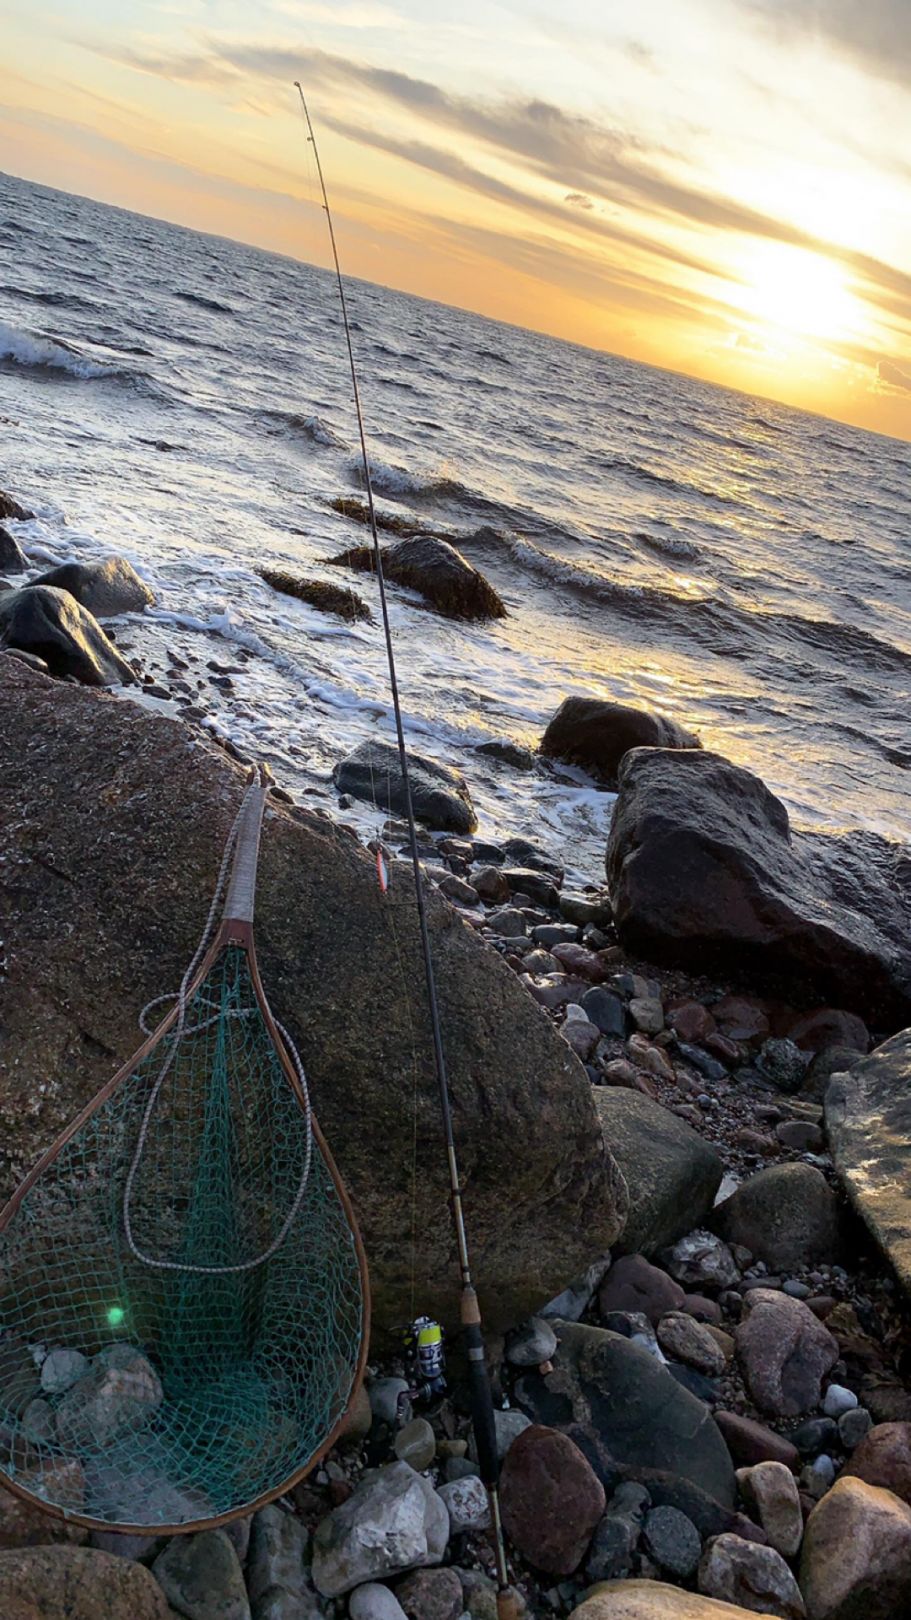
<box><xmin>294</xmin><ymin>83</ymin><xmax>520</xmax><ymax>1620</ymax></box>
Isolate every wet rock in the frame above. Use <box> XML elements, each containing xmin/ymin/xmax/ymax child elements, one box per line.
<box><xmin>799</xmin><ymin>1476</ymin><xmax>911</xmax><ymax>1619</ymax></box>
<box><xmin>826</xmin><ymin>1030</ymin><xmax>911</xmax><ymax>1301</ymax></box>
<box><xmin>541</xmin><ymin>697</ymin><xmax>700</xmax><ymax>785</ymax></box>
<box><xmin>475</xmin><ymin>738</ymin><xmax>536</xmax><ymax>770</ymax></box>
<box><xmin>472</xmin><ymin>865</ymin><xmax>510</xmax><ymax>903</ymax></box>
<box><xmin>152</xmin><ymin>1529</ymin><xmax>250</xmax><ymax>1620</ymax></box>
<box><xmin>737</xmin><ymin>1461</ymin><xmax>803</xmax><ymax>1556</ymax></box>
<box><xmin>330</xmin><ymin>535</ymin><xmax>506</xmax><ymax>621</ymax></box>
<box><xmin>595</xmin><ymin>1091</ymin><xmax>723</xmax><ymax>1256</ymax></box>
<box><xmin>500</xmin><ymin>1424</ymin><xmax>605</xmax><ymax>1575</ymax></box>
<box><xmin>698</xmin><ymin>1534</ymin><xmax>805</xmax><ymax>1617</ymax></box>
<box><xmin>515</xmin><ymin>1320</ymin><xmax>735</xmax><ymax>1512</ymax></box>
<box><xmin>657</xmin><ymin>1314</ymin><xmax>725</xmax><ymax>1376</ymax></box>
<box><xmin>0</xmin><ymin>1545</ymin><xmax>173</xmax><ymax>1618</ymax></box>
<box><xmin>605</xmin><ymin>748</ymin><xmax>911</xmax><ymax>1027</ymax></box>
<box><xmin>843</xmin><ymin>1421</ymin><xmax>911</xmax><ymax>1505</ymax></box>
<box><xmin>334</xmin><ymin>738</ymin><xmax>477</xmax><ymax>834</ymax></box>
<box><xmin>395</xmin><ymin>1566</ymin><xmax>463</xmax><ymax>1620</ymax></box>
<box><xmin>661</xmin><ymin>1231</ymin><xmax>740</xmax><ymax>1293</ymax></box>
<box><xmin>643</xmin><ymin>1505</ymin><xmax>701</xmax><ymax>1578</ymax></box>
<box><xmin>436</xmin><ymin>1474</ymin><xmax>490</xmax><ymax>1533</ymax></box>
<box><xmin>598</xmin><ymin>1255</ymin><xmax>686</xmax><ymax>1327</ymax></box>
<box><xmin>311</xmin><ymin>1461</ymin><xmax>448</xmax><ymax>1596</ymax></box>
<box><xmin>394</xmin><ymin>1418</ymin><xmax>435</xmax><ymax>1472</ymax></box>
<box><xmin>32</xmin><ymin>559</ymin><xmax>154</xmax><ymax>617</ymax></box>
<box><xmin>712</xmin><ymin>1165</ymin><xmax>840</xmax><ymax>1272</ymax></box>
<box><xmin>561</xmin><ymin>891</ymin><xmax>613</xmax><ymax>927</ymax></box>
<box><xmin>0</xmin><ymin>489</ymin><xmax>33</xmax><ymax>521</ymax></box>
<box><xmin>0</xmin><ymin>526</ymin><xmax>27</xmax><ymax>573</ymax></box>
<box><xmin>257</xmin><ymin>567</ymin><xmax>371</xmax><ymax>622</ymax></box>
<box><xmin>349</xmin><ymin>1585</ymin><xmax>408</xmax><ymax>1620</ymax></box>
<box><xmin>735</xmin><ymin>1291</ymin><xmax>838</xmax><ymax>1417</ymax></box>
<box><xmin>0</xmin><ymin>586</ymin><xmax>137</xmax><ymax>685</ymax></box>
<box><xmin>506</xmin><ymin>1317</ymin><xmax>558</xmax><ymax>1368</ymax></box>
<box><xmin>55</xmin><ymin>1347</ymin><xmax>163</xmax><ymax>1448</ymax></box>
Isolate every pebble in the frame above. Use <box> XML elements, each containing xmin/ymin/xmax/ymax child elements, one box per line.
<box><xmin>437</xmin><ymin>1475</ymin><xmax>491</xmax><ymax>1533</ymax></box>
<box><xmin>40</xmin><ymin>1348</ymin><xmax>89</xmax><ymax>1396</ymax></box>
<box><xmin>642</xmin><ymin>1504</ymin><xmax>702</xmax><ymax>1578</ymax></box>
<box><xmin>368</xmin><ymin>1378</ymin><xmax>411</xmax><ymax>1428</ymax></box>
<box><xmin>801</xmin><ymin>1454</ymin><xmax>836</xmax><ymax>1498</ymax></box>
<box><xmin>394</xmin><ymin>1417</ymin><xmax>436</xmax><ymax>1472</ymax></box>
<box><xmin>838</xmin><ymin>1406</ymin><xmax>873</xmax><ymax>1450</ymax></box>
<box><xmin>505</xmin><ymin>1317</ymin><xmax>558</xmax><ymax>1368</ymax></box>
<box><xmin>660</xmin><ymin>1229</ymin><xmax>740</xmax><ymax>1291</ymax></box>
<box><xmin>656</xmin><ymin>1312</ymin><xmax>725</xmax><ymax>1376</ymax></box>
<box><xmin>349</xmin><ymin>1584</ymin><xmax>408</xmax><ymax>1620</ymax></box>
<box><xmin>791</xmin><ymin>1416</ymin><xmax>839</xmax><ymax>1457</ymax></box>
<box><xmin>629</xmin><ymin>996</ymin><xmax>664</xmax><ymax>1035</ymax></box>
<box><xmin>580</xmin><ymin>987</ymin><xmax>626</xmax><ymax>1036</ymax></box>
<box><xmin>782</xmin><ymin>1280</ymin><xmax>812</xmax><ymax>1299</ymax></box>
<box><xmin>823</xmin><ymin>1382</ymin><xmax>858</xmax><ymax>1417</ymax></box>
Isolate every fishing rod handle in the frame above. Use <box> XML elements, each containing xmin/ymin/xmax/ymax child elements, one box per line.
<box><xmin>461</xmin><ymin>1287</ymin><xmax>500</xmax><ymax>1487</ymax></box>
<box><xmin>224</xmin><ymin>775</ymin><xmax>268</xmax><ymax>923</ymax></box>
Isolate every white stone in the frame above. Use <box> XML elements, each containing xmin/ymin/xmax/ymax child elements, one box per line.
<box><xmin>311</xmin><ymin>1461</ymin><xmax>449</xmax><ymax>1597</ymax></box>
<box><xmin>823</xmin><ymin>1383</ymin><xmax>858</xmax><ymax>1417</ymax></box>
<box><xmin>40</xmin><ymin>1348</ymin><xmax>89</xmax><ymax>1395</ymax></box>
<box><xmin>349</xmin><ymin>1585</ymin><xmax>408</xmax><ymax>1620</ymax></box>
<box><xmin>437</xmin><ymin>1475</ymin><xmax>492</xmax><ymax>1533</ymax></box>
<box><xmin>564</xmin><ymin>1004</ymin><xmax>588</xmax><ymax>1024</ymax></box>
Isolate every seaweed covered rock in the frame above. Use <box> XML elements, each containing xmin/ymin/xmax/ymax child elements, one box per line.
<box><xmin>0</xmin><ymin>661</ymin><xmax>625</xmax><ymax>1333</ymax></box>
<box><xmin>606</xmin><ymin>748</ymin><xmax>911</xmax><ymax>1026</ymax></box>
<box><xmin>334</xmin><ymin>738</ymin><xmax>478</xmax><ymax>834</ymax></box>
<box><xmin>826</xmin><ymin>1031</ymin><xmax>911</xmax><ymax>1298</ymax></box>
<box><xmin>0</xmin><ymin>586</ymin><xmax>136</xmax><ymax>685</ymax></box>
<box><xmin>541</xmin><ymin>698</ymin><xmax>699</xmax><ymax>785</ymax></box>
<box><xmin>32</xmin><ymin>559</ymin><xmax>154</xmax><ymax>618</ymax></box>
<box><xmin>258</xmin><ymin>567</ymin><xmax>372</xmax><ymax>623</ymax></box>
<box><xmin>329</xmin><ymin>535</ymin><xmax>506</xmax><ymax>621</ymax></box>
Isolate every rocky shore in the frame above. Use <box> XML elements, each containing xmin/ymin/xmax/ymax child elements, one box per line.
<box><xmin>2</xmin><ymin>484</ymin><xmax>911</xmax><ymax>1620</ymax></box>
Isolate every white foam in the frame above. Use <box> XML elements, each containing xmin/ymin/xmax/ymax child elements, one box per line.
<box><xmin>0</xmin><ymin>319</ymin><xmax>111</xmax><ymax>379</ymax></box>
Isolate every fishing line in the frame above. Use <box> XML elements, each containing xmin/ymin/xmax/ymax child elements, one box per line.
<box><xmin>293</xmin><ymin>82</ymin><xmax>519</xmax><ymax>1619</ymax></box>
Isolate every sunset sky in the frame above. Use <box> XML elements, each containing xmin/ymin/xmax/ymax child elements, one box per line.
<box><xmin>3</xmin><ymin>0</ymin><xmax>911</xmax><ymax>437</ymax></box>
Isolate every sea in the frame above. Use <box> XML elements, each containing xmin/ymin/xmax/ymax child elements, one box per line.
<box><xmin>2</xmin><ymin>170</ymin><xmax>909</xmax><ymax>879</ymax></box>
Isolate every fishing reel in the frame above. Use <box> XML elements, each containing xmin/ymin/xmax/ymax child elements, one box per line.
<box><xmin>400</xmin><ymin>1313</ymin><xmax>447</xmax><ymax>1409</ymax></box>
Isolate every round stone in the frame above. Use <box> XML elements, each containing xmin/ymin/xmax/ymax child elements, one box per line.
<box><xmin>394</xmin><ymin>1418</ymin><xmax>436</xmax><ymax>1472</ymax></box>
<box><xmin>823</xmin><ymin>1383</ymin><xmax>858</xmax><ymax>1418</ymax></box>
<box><xmin>436</xmin><ymin>1474</ymin><xmax>491</xmax><ymax>1533</ymax></box>
<box><xmin>506</xmin><ymin>1317</ymin><xmax>558</xmax><ymax>1368</ymax></box>
<box><xmin>642</xmin><ymin>1505</ymin><xmax>702</xmax><ymax>1578</ymax></box>
<box><xmin>839</xmin><ymin>1407</ymin><xmax>873</xmax><ymax>1451</ymax></box>
<box><xmin>368</xmin><ymin>1378</ymin><xmax>411</xmax><ymax>1428</ymax></box>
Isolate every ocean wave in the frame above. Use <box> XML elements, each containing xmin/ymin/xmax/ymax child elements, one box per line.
<box><xmin>591</xmin><ymin>452</ymin><xmax>738</xmax><ymax>505</ymax></box>
<box><xmin>263</xmin><ymin>410</ymin><xmax>349</xmax><ymax>449</ymax></box>
<box><xmin>1</xmin><ymin>286</ymin><xmax>100</xmax><ymax>313</ymax></box>
<box><xmin>175</xmin><ymin>290</ymin><xmax>236</xmax><ymax>316</ymax></box>
<box><xmin>636</xmin><ymin>531</ymin><xmax>702</xmax><ymax>562</ymax></box>
<box><xmin>0</xmin><ymin>320</ymin><xmax>115</xmax><ymax>380</ymax></box>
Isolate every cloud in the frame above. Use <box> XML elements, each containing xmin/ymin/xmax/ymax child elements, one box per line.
<box><xmin>744</xmin><ymin>1</ymin><xmax>911</xmax><ymax>91</ymax></box>
<box><xmin>564</xmin><ymin>191</ymin><xmax>594</xmax><ymax>209</ymax></box>
<box><xmin>877</xmin><ymin>358</ymin><xmax>911</xmax><ymax>392</ymax></box>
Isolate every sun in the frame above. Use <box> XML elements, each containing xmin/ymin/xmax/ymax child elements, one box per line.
<box><xmin>733</xmin><ymin>242</ymin><xmax>862</xmax><ymax>346</ymax></box>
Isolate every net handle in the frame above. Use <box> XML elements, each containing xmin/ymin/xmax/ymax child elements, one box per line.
<box><xmin>223</xmin><ymin>775</ymin><xmax>268</xmax><ymax>923</ymax></box>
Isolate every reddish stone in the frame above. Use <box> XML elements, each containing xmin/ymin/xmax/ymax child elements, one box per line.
<box><xmin>396</xmin><ymin>1567</ymin><xmax>463</xmax><ymax>1620</ymax></box>
<box><xmin>734</xmin><ymin>1128</ymin><xmax>778</xmax><ymax>1156</ymax></box>
<box><xmin>714</xmin><ymin>1411</ymin><xmax>799</xmax><ymax>1471</ymax></box>
<box><xmin>845</xmin><ymin>1423</ymin><xmax>911</xmax><ymax>1506</ymax></box>
<box><xmin>668</xmin><ymin>1001</ymin><xmax>716</xmax><ymax>1043</ymax></box>
<box><xmin>713</xmin><ymin>995</ymin><xmax>771</xmax><ymax>1043</ymax></box>
<box><xmin>704</xmin><ymin>1032</ymin><xmax>744</xmax><ymax>1065</ymax></box>
<box><xmin>786</xmin><ymin>1007</ymin><xmax>870</xmax><ymax>1055</ymax></box>
<box><xmin>806</xmin><ymin>1295</ymin><xmax>837</xmax><ymax>1319</ymax></box>
<box><xmin>500</xmin><ymin>1424</ymin><xmax>605</xmax><ymax>1575</ymax></box>
<box><xmin>526</xmin><ymin>975</ymin><xmax>590</xmax><ymax>1009</ymax></box>
<box><xmin>628</xmin><ymin>1034</ymin><xmax>675</xmax><ymax>1082</ymax></box>
<box><xmin>735</xmin><ymin>1289</ymin><xmax>838</xmax><ymax>1417</ymax></box>
<box><xmin>551</xmin><ymin>942</ymin><xmax>608</xmax><ymax>982</ymax></box>
<box><xmin>681</xmin><ymin>1293</ymin><xmax>723</xmax><ymax>1325</ymax></box>
<box><xmin>602</xmin><ymin>1060</ymin><xmax>657</xmax><ymax>1097</ymax></box>
<box><xmin>562</xmin><ymin>1019</ymin><xmax>600</xmax><ymax>1062</ymax></box>
<box><xmin>598</xmin><ymin>1254</ymin><xmax>685</xmax><ymax>1326</ymax></box>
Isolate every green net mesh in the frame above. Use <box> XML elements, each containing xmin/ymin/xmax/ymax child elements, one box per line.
<box><xmin>0</xmin><ymin>946</ymin><xmax>365</xmax><ymax>1529</ymax></box>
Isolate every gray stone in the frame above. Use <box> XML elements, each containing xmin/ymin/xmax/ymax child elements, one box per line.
<box><xmin>506</xmin><ymin>1317</ymin><xmax>558</xmax><ymax>1368</ymax></box>
<box><xmin>839</xmin><ymin>1407</ymin><xmax>873</xmax><ymax>1450</ymax></box>
<box><xmin>540</xmin><ymin>1256</ymin><xmax>613</xmax><ymax>1323</ymax></box>
<box><xmin>152</xmin><ymin>1529</ymin><xmax>251</xmax><ymax>1620</ymax></box>
<box><xmin>757</xmin><ymin>1039</ymin><xmax>807</xmax><ymax>1093</ymax></box>
<box><xmin>334</xmin><ymin>738</ymin><xmax>476</xmax><ymax>834</ymax></box>
<box><xmin>827</xmin><ymin>1031</ymin><xmax>911</xmax><ymax>1303</ymax></box>
<box><xmin>469</xmin><ymin>1408</ymin><xmax>531</xmax><ymax>1464</ymax></box>
<box><xmin>0</xmin><ymin>585</ymin><xmax>137</xmax><ymax>685</ymax></box>
<box><xmin>801</xmin><ymin>1455</ymin><xmax>836</xmax><ymax>1498</ymax></box>
<box><xmin>330</xmin><ymin>533</ymin><xmax>506</xmax><ymax>623</ymax></box>
<box><xmin>0</xmin><ymin>525</ymin><xmax>27</xmax><ymax>573</ymax></box>
<box><xmin>541</xmin><ymin>696</ymin><xmax>699</xmax><ymax>786</ymax></box>
<box><xmin>560</xmin><ymin>892</ymin><xmax>612</xmax><ymax>927</ymax></box>
<box><xmin>661</xmin><ymin>1231</ymin><xmax>740</xmax><ymax>1292</ymax></box>
<box><xmin>823</xmin><ymin>1384</ymin><xmax>858</xmax><ymax>1418</ymax></box>
<box><xmin>514</xmin><ymin>1320</ymin><xmax>735</xmax><ymax>1511</ymax></box>
<box><xmin>581</xmin><ymin>988</ymin><xmax>627</xmax><ymax>1036</ymax></box>
<box><xmin>443</xmin><ymin>1457</ymin><xmax>479</xmax><ymax>1482</ymax></box>
<box><xmin>0</xmin><ymin>662</ymin><xmax>626</xmax><ymax>1338</ymax></box>
<box><xmin>40</xmin><ymin>1348</ymin><xmax>89</xmax><ymax>1396</ymax></box>
<box><xmin>369</xmin><ymin>1378</ymin><xmax>411</xmax><ymax>1428</ymax></box>
<box><xmin>629</xmin><ymin>997</ymin><xmax>664</xmax><ymax>1035</ymax></box>
<box><xmin>585</xmin><ymin>1512</ymin><xmax>639</xmax><ymax>1582</ymax></box>
<box><xmin>605</xmin><ymin>747</ymin><xmax>911</xmax><ymax>1027</ymax></box>
<box><xmin>698</xmin><ymin>1534</ymin><xmax>806</xmax><ymax>1617</ymax></box>
<box><xmin>737</xmin><ymin>1461</ymin><xmax>802</xmax><ymax>1557</ymax></box>
<box><xmin>247</xmin><ymin>1504</ymin><xmax>311</xmax><ymax>1618</ymax></box>
<box><xmin>32</xmin><ymin>558</ymin><xmax>155</xmax><ymax>617</ymax></box>
<box><xmin>642</xmin><ymin>1505</ymin><xmax>701</xmax><ymax>1578</ymax></box>
<box><xmin>735</xmin><ymin>1290</ymin><xmax>838</xmax><ymax>1418</ymax></box>
<box><xmin>712</xmin><ymin>1164</ymin><xmax>840</xmax><ymax>1272</ymax></box>
<box><xmin>394</xmin><ymin>1418</ymin><xmax>436</xmax><ymax>1472</ymax></box>
<box><xmin>311</xmin><ymin>1461</ymin><xmax>448</xmax><ymax>1596</ymax></box>
<box><xmin>790</xmin><ymin>1417</ymin><xmax>839</xmax><ymax>1457</ymax></box>
<box><xmin>657</xmin><ymin>1314</ymin><xmax>725</xmax><ymax>1376</ymax></box>
<box><xmin>486</xmin><ymin>907</ymin><xmax>527</xmax><ymax>937</ymax></box>
<box><xmin>437</xmin><ymin>1475</ymin><xmax>491</xmax><ymax>1533</ymax></box>
<box><xmin>595</xmin><ymin>1090</ymin><xmax>723</xmax><ymax>1256</ymax></box>
<box><xmin>55</xmin><ymin>1348</ymin><xmax>162</xmax><ymax>1448</ymax></box>
<box><xmin>349</xmin><ymin>1584</ymin><xmax>408</xmax><ymax>1620</ymax></box>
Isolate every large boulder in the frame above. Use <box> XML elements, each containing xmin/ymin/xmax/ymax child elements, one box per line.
<box><xmin>711</xmin><ymin>1164</ymin><xmax>841</xmax><ymax>1272</ymax></box>
<box><xmin>594</xmin><ymin>1090</ymin><xmax>723</xmax><ymax>1255</ymax></box>
<box><xmin>570</xmin><ymin>1579</ymin><xmax>760</xmax><ymax>1617</ymax></box>
<box><xmin>514</xmin><ymin>1321</ymin><xmax>736</xmax><ymax>1519</ymax></box>
<box><xmin>0</xmin><ymin>662</ymin><xmax>625</xmax><ymax>1332</ymax></box>
<box><xmin>499</xmin><ymin>1424</ymin><xmax>605</xmax><ymax>1575</ymax></box>
<box><xmin>0</xmin><ymin>488</ymin><xmax>33</xmax><ymax>521</ymax></box>
<box><xmin>0</xmin><ymin>1545</ymin><xmax>172</xmax><ymax>1619</ymax></box>
<box><xmin>826</xmin><ymin>1032</ymin><xmax>911</xmax><ymax>1299</ymax></box>
<box><xmin>257</xmin><ymin>567</ymin><xmax>371</xmax><ymax>623</ymax></box>
<box><xmin>31</xmin><ymin>559</ymin><xmax>154</xmax><ymax>618</ymax></box>
<box><xmin>311</xmin><ymin>1462</ymin><xmax>448</xmax><ymax>1596</ymax></box>
<box><xmin>0</xmin><ymin>586</ymin><xmax>136</xmax><ymax>685</ymax></box>
<box><xmin>799</xmin><ymin>1476</ymin><xmax>911</xmax><ymax>1620</ymax></box>
<box><xmin>329</xmin><ymin>535</ymin><xmax>506</xmax><ymax>621</ymax></box>
<box><xmin>334</xmin><ymin>737</ymin><xmax>478</xmax><ymax>834</ymax></box>
<box><xmin>606</xmin><ymin>749</ymin><xmax>911</xmax><ymax>1027</ymax></box>
<box><xmin>541</xmin><ymin>698</ymin><xmax>699</xmax><ymax>785</ymax></box>
<box><xmin>0</xmin><ymin>526</ymin><xmax>27</xmax><ymax>573</ymax></box>
<box><xmin>151</xmin><ymin>1529</ymin><xmax>249</xmax><ymax>1620</ymax></box>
